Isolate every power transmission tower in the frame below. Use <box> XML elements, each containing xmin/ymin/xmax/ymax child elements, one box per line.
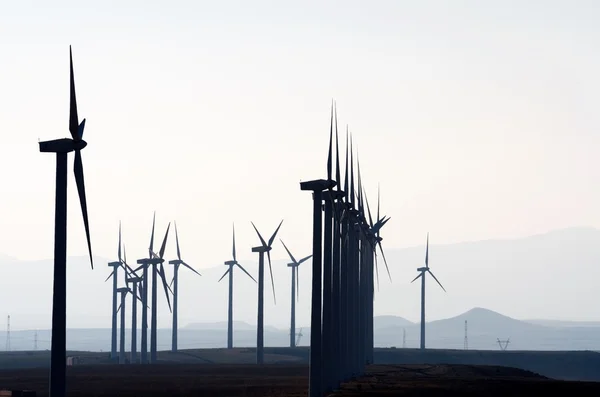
<box><xmin>497</xmin><ymin>337</ymin><xmax>510</xmax><ymax>351</ymax></box>
<box><xmin>5</xmin><ymin>315</ymin><xmax>10</xmax><ymax>351</ymax></box>
<box><xmin>34</xmin><ymin>330</ymin><xmax>38</xmax><ymax>351</ymax></box>
<box><xmin>464</xmin><ymin>320</ymin><xmax>468</xmax><ymax>350</ymax></box>
<box><xmin>402</xmin><ymin>328</ymin><xmax>406</xmax><ymax>348</ymax></box>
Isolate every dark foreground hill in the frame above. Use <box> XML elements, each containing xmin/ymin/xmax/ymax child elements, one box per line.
<box><xmin>1</xmin><ymin>347</ymin><xmax>599</xmax><ymax>382</ymax></box>
<box><xmin>1</xmin><ymin>363</ymin><xmax>600</xmax><ymax>397</ymax></box>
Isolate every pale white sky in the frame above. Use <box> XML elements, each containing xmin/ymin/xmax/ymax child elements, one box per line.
<box><xmin>1</xmin><ymin>0</ymin><xmax>600</xmax><ymax>271</ymax></box>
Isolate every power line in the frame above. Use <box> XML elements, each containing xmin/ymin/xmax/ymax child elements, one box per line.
<box><xmin>402</xmin><ymin>328</ymin><xmax>406</xmax><ymax>348</ymax></box>
<box><xmin>497</xmin><ymin>337</ymin><xmax>510</xmax><ymax>351</ymax></box>
<box><xmin>34</xmin><ymin>330</ymin><xmax>38</xmax><ymax>351</ymax></box>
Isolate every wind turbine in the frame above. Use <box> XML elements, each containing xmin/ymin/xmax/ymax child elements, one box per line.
<box><xmin>218</xmin><ymin>223</ymin><xmax>256</xmax><ymax>349</ymax></box>
<box><xmin>410</xmin><ymin>233</ymin><xmax>446</xmax><ymax>350</ymax></box>
<box><xmin>116</xmin><ymin>287</ymin><xmax>131</xmax><ymax>364</ymax></box>
<box><xmin>280</xmin><ymin>239</ymin><xmax>312</xmax><ymax>348</ymax></box>
<box><xmin>38</xmin><ymin>46</ymin><xmax>93</xmax><ymax>397</ymax></box>
<box><xmin>105</xmin><ymin>221</ymin><xmax>127</xmax><ymax>361</ymax></box>
<box><xmin>251</xmin><ymin>220</ymin><xmax>283</xmax><ymax>364</ymax></box>
<box><xmin>168</xmin><ymin>222</ymin><xmax>201</xmax><ymax>352</ymax></box>
<box><xmin>121</xmin><ymin>245</ymin><xmax>143</xmax><ymax>364</ymax></box>
<box><xmin>135</xmin><ymin>214</ymin><xmax>172</xmax><ymax>364</ymax></box>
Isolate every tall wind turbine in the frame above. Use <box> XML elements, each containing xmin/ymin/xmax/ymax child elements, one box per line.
<box><xmin>251</xmin><ymin>220</ymin><xmax>283</xmax><ymax>364</ymax></box>
<box><xmin>280</xmin><ymin>239</ymin><xmax>312</xmax><ymax>348</ymax></box>
<box><xmin>149</xmin><ymin>223</ymin><xmax>172</xmax><ymax>363</ymax></box>
<box><xmin>219</xmin><ymin>223</ymin><xmax>256</xmax><ymax>349</ymax></box>
<box><xmin>410</xmin><ymin>233</ymin><xmax>446</xmax><ymax>350</ymax></box>
<box><xmin>38</xmin><ymin>46</ymin><xmax>93</xmax><ymax>397</ymax></box>
<box><xmin>168</xmin><ymin>222</ymin><xmax>201</xmax><ymax>352</ymax></box>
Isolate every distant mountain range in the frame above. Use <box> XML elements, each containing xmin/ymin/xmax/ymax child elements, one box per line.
<box><xmin>1</xmin><ymin>306</ymin><xmax>598</xmax><ymax>352</ymax></box>
<box><xmin>1</xmin><ymin>226</ymin><xmax>600</xmax><ymax>351</ymax></box>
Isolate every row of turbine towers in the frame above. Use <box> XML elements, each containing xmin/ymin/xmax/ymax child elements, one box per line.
<box><xmin>38</xmin><ymin>47</ymin><xmax>446</xmax><ymax>397</ymax></box>
<box><xmin>105</xmin><ymin>214</ymin><xmax>313</xmax><ymax>365</ymax></box>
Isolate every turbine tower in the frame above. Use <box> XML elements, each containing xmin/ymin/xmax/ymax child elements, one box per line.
<box><xmin>280</xmin><ymin>239</ymin><xmax>312</xmax><ymax>348</ymax></box>
<box><xmin>168</xmin><ymin>222</ymin><xmax>201</xmax><ymax>352</ymax></box>
<box><xmin>38</xmin><ymin>46</ymin><xmax>93</xmax><ymax>397</ymax></box>
<box><xmin>218</xmin><ymin>223</ymin><xmax>256</xmax><ymax>349</ymax></box>
<box><xmin>410</xmin><ymin>233</ymin><xmax>446</xmax><ymax>350</ymax></box>
<box><xmin>250</xmin><ymin>220</ymin><xmax>283</xmax><ymax>364</ymax></box>
<box><xmin>121</xmin><ymin>245</ymin><xmax>143</xmax><ymax>364</ymax></box>
<box><xmin>135</xmin><ymin>213</ymin><xmax>156</xmax><ymax>364</ymax></box>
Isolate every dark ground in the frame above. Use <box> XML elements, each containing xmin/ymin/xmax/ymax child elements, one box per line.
<box><xmin>0</xmin><ymin>348</ymin><xmax>599</xmax><ymax>396</ymax></box>
<box><xmin>1</xmin><ymin>363</ymin><xmax>600</xmax><ymax>397</ymax></box>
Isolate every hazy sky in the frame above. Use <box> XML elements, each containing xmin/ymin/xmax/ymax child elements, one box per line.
<box><xmin>1</xmin><ymin>0</ymin><xmax>600</xmax><ymax>271</ymax></box>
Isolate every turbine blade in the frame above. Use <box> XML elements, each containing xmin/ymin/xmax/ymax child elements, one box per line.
<box><xmin>427</xmin><ymin>269</ymin><xmax>446</xmax><ymax>292</ymax></box>
<box><xmin>159</xmin><ymin>223</ymin><xmax>171</xmax><ymax>259</ymax></box>
<box><xmin>410</xmin><ymin>273</ymin><xmax>422</xmax><ymax>283</ymax></box>
<box><xmin>158</xmin><ymin>264</ymin><xmax>172</xmax><ymax>312</ymax></box>
<box><xmin>268</xmin><ymin>220</ymin><xmax>284</xmax><ymax>247</ymax></box>
<box><xmin>364</xmin><ymin>187</ymin><xmax>374</xmax><ymax>227</ymax></box>
<box><xmin>374</xmin><ymin>251</ymin><xmax>380</xmax><ymax>292</ymax></box>
<box><xmin>297</xmin><ymin>254</ymin><xmax>312</xmax><ymax>265</ymax></box>
<box><xmin>74</xmin><ymin>149</ymin><xmax>93</xmax><ymax>268</ymax></box>
<box><xmin>218</xmin><ymin>268</ymin><xmax>230</xmax><ymax>283</ymax></box>
<box><xmin>377</xmin><ymin>184</ymin><xmax>381</xmax><ymax>225</ymax></box>
<box><xmin>133</xmin><ymin>264</ymin><xmax>144</xmax><ymax>273</ymax></box>
<box><xmin>267</xmin><ymin>251</ymin><xmax>276</xmax><ymax>304</ymax></box>
<box><xmin>425</xmin><ymin>232</ymin><xmax>429</xmax><ymax>268</ymax></box>
<box><xmin>182</xmin><ymin>261</ymin><xmax>201</xmax><ymax>276</ymax></box>
<box><xmin>116</xmin><ymin>302</ymin><xmax>122</xmax><ymax>314</ymax></box>
<box><xmin>104</xmin><ymin>269</ymin><xmax>114</xmax><ymax>283</ymax></box>
<box><xmin>350</xmin><ymin>134</ymin><xmax>355</xmax><ymax>209</ymax></box>
<box><xmin>327</xmin><ymin>100</ymin><xmax>333</xmax><ymax>181</ymax></box>
<box><xmin>118</xmin><ymin>221</ymin><xmax>122</xmax><ymax>262</ymax></box>
<box><xmin>280</xmin><ymin>239</ymin><xmax>297</xmax><ymax>264</ymax></box>
<box><xmin>251</xmin><ymin>222</ymin><xmax>267</xmax><ymax>247</ymax></box>
<box><xmin>169</xmin><ymin>276</ymin><xmax>175</xmax><ymax>289</ymax></box>
<box><xmin>149</xmin><ymin>212</ymin><xmax>156</xmax><ymax>256</ymax></box>
<box><xmin>378</xmin><ymin>240</ymin><xmax>392</xmax><ymax>282</ymax></box>
<box><xmin>232</xmin><ymin>223</ymin><xmax>237</xmax><ymax>262</ymax></box>
<box><xmin>236</xmin><ymin>263</ymin><xmax>257</xmax><ymax>283</ymax></box>
<box><xmin>69</xmin><ymin>46</ymin><xmax>79</xmax><ymax>140</ymax></box>
<box><xmin>296</xmin><ymin>266</ymin><xmax>300</xmax><ymax>302</ymax></box>
<box><xmin>344</xmin><ymin>126</ymin><xmax>349</xmax><ymax>202</ymax></box>
<box><xmin>334</xmin><ymin>102</ymin><xmax>341</xmax><ymax>190</ymax></box>
<box><xmin>175</xmin><ymin>221</ymin><xmax>181</xmax><ymax>261</ymax></box>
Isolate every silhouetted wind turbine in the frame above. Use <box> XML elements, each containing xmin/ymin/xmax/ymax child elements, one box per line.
<box><xmin>280</xmin><ymin>239</ymin><xmax>312</xmax><ymax>348</ymax></box>
<box><xmin>121</xmin><ymin>245</ymin><xmax>143</xmax><ymax>364</ymax></box>
<box><xmin>219</xmin><ymin>223</ymin><xmax>256</xmax><ymax>349</ymax></box>
<box><xmin>135</xmin><ymin>213</ymin><xmax>157</xmax><ymax>364</ymax></box>
<box><xmin>38</xmin><ymin>46</ymin><xmax>93</xmax><ymax>397</ymax></box>
<box><xmin>105</xmin><ymin>222</ymin><xmax>123</xmax><ymax>361</ymax></box>
<box><xmin>149</xmin><ymin>223</ymin><xmax>172</xmax><ymax>363</ymax></box>
<box><xmin>411</xmin><ymin>233</ymin><xmax>446</xmax><ymax>350</ymax></box>
<box><xmin>251</xmin><ymin>220</ymin><xmax>283</xmax><ymax>364</ymax></box>
<box><xmin>168</xmin><ymin>222</ymin><xmax>201</xmax><ymax>352</ymax></box>
<box><xmin>116</xmin><ymin>287</ymin><xmax>131</xmax><ymax>364</ymax></box>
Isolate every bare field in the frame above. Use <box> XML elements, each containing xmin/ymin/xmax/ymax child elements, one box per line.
<box><xmin>1</xmin><ymin>363</ymin><xmax>600</xmax><ymax>397</ymax></box>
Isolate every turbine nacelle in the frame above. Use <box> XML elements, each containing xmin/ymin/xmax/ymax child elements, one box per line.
<box><xmin>116</xmin><ymin>287</ymin><xmax>131</xmax><ymax>294</ymax></box>
<box><xmin>300</xmin><ymin>179</ymin><xmax>336</xmax><ymax>192</ymax></box>
<box><xmin>39</xmin><ymin>137</ymin><xmax>87</xmax><ymax>153</ymax></box>
<box><xmin>126</xmin><ymin>276</ymin><xmax>143</xmax><ymax>283</ymax></box>
<box><xmin>287</xmin><ymin>262</ymin><xmax>297</xmax><ymax>267</ymax></box>
<box><xmin>417</xmin><ymin>266</ymin><xmax>428</xmax><ymax>272</ymax></box>
<box><xmin>108</xmin><ymin>261</ymin><xmax>121</xmax><ymax>267</ymax></box>
<box><xmin>168</xmin><ymin>259</ymin><xmax>182</xmax><ymax>265</ymax></box>
<box><xmin>224</xmin><ymin>260</ymin><xmax>237</xmax><ymax>266</ymax></box>
<box><xmin>252</xmin><ymin>245</ymin><xmax>271</xmax><ymax>253</ymax></box>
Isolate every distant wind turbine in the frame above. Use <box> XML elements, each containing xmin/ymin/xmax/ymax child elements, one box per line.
<box><xmin>219</xmin><ymin>223</ymin><xmax>256</xmax><ymax>349</ymax></box>
<box><xmin>410</xmin><ymin>233</ymin><xmax>446</xmax><ymax>350</ymax></box>
<box><xmin>280</xmin><ymin>239</ymin><xmax>312</xmax><ymax>348</ymax></box>
<box><xmin>168</xmin><ymin>222</ymin><xmax>201</xmax><ymax>352</ymax></box>
<box><xmin>251</xmin><ymin>220</ymin><xmax>283</xmax><ymax>364</ymax></box>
